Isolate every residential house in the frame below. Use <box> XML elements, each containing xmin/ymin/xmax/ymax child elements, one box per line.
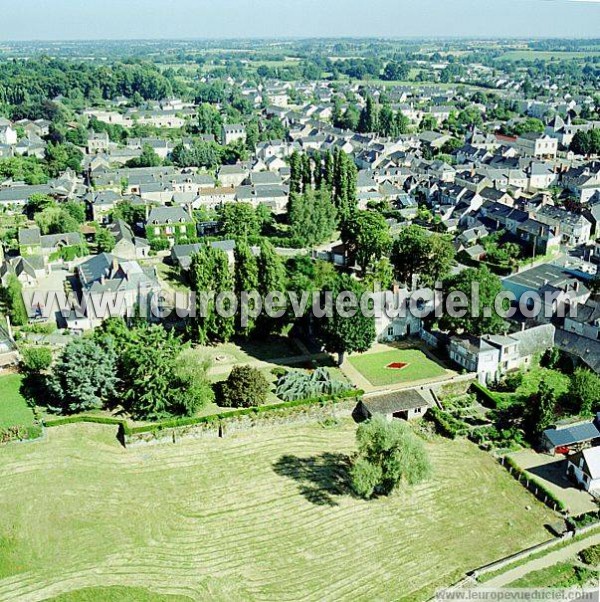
<box><xmin>107</xmin><ymin>220</ymin><xmax>150</xmax><ymax>260</ymax></box>
<box><xmin>567</xmin><ymin>447</ymin><xmax>600</xmax><ymax>494</ymax></box>
<box><xmin>218</xmin><ymin>164</ymin><xmax>250</xmax><ymax>188</ymax></box>
<box><xmin>515</xmin><ymin>133</ymin><xmax>558</xmax><ymax>160</ymax></box>
<box><xmin>221</xmin><ymin>124</ymin><xmax>246</xmax><ymax>146</ymax></box>
<box><xmin>145</xmin><ymin>206</ymin><xmax>196</xmax><ymax>247</ymax></box>
<box><xmin>87</xmin><ymin>131</ymin><xmax>110</xmax><ymax>154</ymax></box>
<box><xmin>70</xmin><ymin>253</ymin><xmax>160</xmax><ymax>331</ymax></box>
<box><xmin>449</xmin><ymin>324</ymin><xmax>555</xmax><ymax>384</ymax></box>
<box><xmin>530</xmin><ymin>205</ymin><xmax>592</xmax><ymax>246</ymax></box>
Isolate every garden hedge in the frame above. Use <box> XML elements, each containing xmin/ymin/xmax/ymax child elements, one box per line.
<box><xmin>470</xmin><ymin>382</ymin><xmax>500</xmax><ymax>409</ymax></box>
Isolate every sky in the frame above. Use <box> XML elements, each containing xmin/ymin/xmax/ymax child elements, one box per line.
<box><xmin>0</xmin><ymin>0</ymin><xmax>599</xmax><ymax>40</ymax></box>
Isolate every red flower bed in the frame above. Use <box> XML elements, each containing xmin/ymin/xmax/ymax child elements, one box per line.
<box><xmin>386</xmin><ymin>362</ymin><xmax>408</xmax><ymax>370</ymax></box>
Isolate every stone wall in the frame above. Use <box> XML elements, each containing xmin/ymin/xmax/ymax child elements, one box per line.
<box><xmin>124</xmin><ymin>398</ymin><xmax>358</xmax><ymax>447</ymax></box>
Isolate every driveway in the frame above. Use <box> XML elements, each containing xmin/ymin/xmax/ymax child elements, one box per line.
<box><xmin>509</xmin><ymin>449</ymin><xmax>597</xmax><ymax>515</ymax></box>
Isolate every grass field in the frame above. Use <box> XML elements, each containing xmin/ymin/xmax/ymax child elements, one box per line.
<box><xmin>0</xmin><ymin>419</ymin><xmax>554</xmax><ymax>601</ymax></box>
<box><xmin>348</xmin><ymin>349</ymin><xmax>447</xmax><ymax>386</ymax></box>
<box><xmin>47</xmin><ymin>587</ymin><xmax>192</xmax><ymax>602</ymax></box>
<box><xmin>0</xmin><ymin>374</ymin><xmax>35</xmax><ymax>429</ymax></box>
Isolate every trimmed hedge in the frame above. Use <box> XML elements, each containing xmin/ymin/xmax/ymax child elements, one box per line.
<box><xmin>44</xmin><ymin>415</ymin><xmax>127</xmax><ymax>428</ymax></box>
<box><xmin>470</xmin><ymin>382</ymin><xmax>500</xmax><ymax>409</ymax></box>
<box><xmin>504</xmin><ymin>456</ymin><xmax>567</xmax><ymax>513</ymax></box>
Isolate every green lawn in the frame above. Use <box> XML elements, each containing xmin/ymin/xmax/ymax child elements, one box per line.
<box><xmin>349</xmin><ymin>349</ymin><xmax>447</xmax><ymax>386</ymax></box>
<box><xmin>0</xmin><ymin>374</ymin><xmax>35</xmax><ymax>429</ymax></box>
<box><xmin>0</xmin><ymin>419</ymin><xmax>554</xmax><ymax>601</ymax></box>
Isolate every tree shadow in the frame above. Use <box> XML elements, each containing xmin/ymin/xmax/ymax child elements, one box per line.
<box><xmin>273</xmin><ymin>452</ymin><xmax>353</xmax><ymax>507</ymax></box>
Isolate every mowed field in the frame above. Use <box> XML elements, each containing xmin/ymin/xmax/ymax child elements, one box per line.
<box><xmin>0</xmin><ymin>420</ymin><xmax>554</xmax><ymax>601</ymax></box>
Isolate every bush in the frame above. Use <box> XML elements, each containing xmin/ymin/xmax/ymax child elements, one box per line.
<box><xmin>569</xmin><ymin>510</ymin><xmax>600</xmax><ymax>529</ymax></box>
<box><xmin>0</xmin><ymin>424</ymin><xmax>42</xmax><ymax>444</ymax></box>
<box><xmin>216</xmin><ymin>365</ymin><xmax>270</xmax><ymax>408</ymax></box>
<box><xmin>275</xmin><ymin>367</ymin><xmax>352</xmax><ymax>402</ymax></box>
<box><xmin>579</xmin><ymin>544</ymin><xmax>600</xmax><ymax>566</ymax></box>
<box><xmin>20</xmin><ymin>346</ymin><xmax>52</xmax><ymax>374</ymax></box>
<box><xmin>149</xmin><ymin>238</ymin><xmax>170</xmax><ymax>252</ymax></box>
<box><xmin>271</xmin><ymin>366</ymin><xmax>288</xmax><ymax>379</ymax></box>
<box><xmin>426</xmin><ymin>406</ymin><xmax>465</xmax><ymax>439</ymax></box>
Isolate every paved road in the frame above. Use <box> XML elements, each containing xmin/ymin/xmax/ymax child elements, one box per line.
<box><xmin>478</xmin><ymin>531</ymin><xmax>600</xmax><ymax>588</ymax></box>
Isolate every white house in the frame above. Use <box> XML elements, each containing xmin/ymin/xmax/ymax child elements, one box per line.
<box><xmin>567</xmin><ymin>447</ymin><xmax>600</xmax><ymax>494</ymax></box>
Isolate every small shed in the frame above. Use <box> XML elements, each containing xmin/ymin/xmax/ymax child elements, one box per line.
<box><xmin>542</xmin><ymin>422</ymin><xmax>600</xmax><ymax>455</ymax></box>
<box><xmin>355</xmin><ymin>390</ymin><xmax>430</xmax><ymax>422</ymax></box>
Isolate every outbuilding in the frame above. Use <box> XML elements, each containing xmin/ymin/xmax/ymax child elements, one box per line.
<box><xmin>355</xmin><ymin>390</ymin><xmax>431</xmax><ymax>422</ymax></box>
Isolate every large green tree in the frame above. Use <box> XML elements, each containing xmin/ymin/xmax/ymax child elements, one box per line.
<box><xmin>315</xmin><ymin>274</ymin><xmax>376</xmax><ymax>365</ymax></box>
<box><xmin>189</xmin><ymin>245</ymin><xmax>235</xmax><ymax>344</ymax></box>
<box><xmin>289</xmin><ymin>188</ymin><xmax>338</xmax><ymax>247</ymax></box>
<box><xmin>569</xmin><ymin>368</ymin><xmax>600</xmax><ymax>416</ymax></box>
<box><xmin>234</xmin><ymin>240</ymin><xmax>260</xmax><ymax>337</ymax></box>
<box><xmin>351</xmin><ymin>415</ymin><xmax>432</xmax><ymax>499</ymax></box>
<box><xmin>120</xmin><ymin>325</ymin><xmax>210</xmax><ymax>420</ymax></box>
<box><xmin>391</xmin><ymin>225</ymin><xmax>455</xmax><ymax>286</ymax></box>
<box><xmin>48</xmin><ymin>338</ymin><xmax>118</xmax><ymax>414</ymax></box>
<box><xmin>341</xmin><ymin>210</ymin><xmax>391</xmax><ymax>273</ymax></box>
<box><xmin>218</xmin><ymin>202</ymin><xmax>261</xmax><ymax>239</ymax></box>
<box><xmin>0</xmin><ymin>275</ymin><xmax>28</xmax><ymax>326</ymax></box>
<box><xmin>439</xmin><ymin>266</ymin><xmax>506</xmax><ymax>336</ymax></box>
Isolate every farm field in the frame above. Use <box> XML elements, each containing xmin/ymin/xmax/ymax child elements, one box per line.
<box><xmin>0</xmin><ymin>419</ymin><xmax>554</xmax><ymax>601</ymax></box>
<box><xmin>0</xmin><ymin>374</ymin><xmax>35</xmax><ymax>429</ymax></box>
<box><xmin>348</xmin><ymin>348</ymin><xmax>448</xmax><ymax>386</ymax></box>
<box><xmin>498</xmin><ymin>50</ymin><xmax>600</xmax><ymax>62</ymax></box>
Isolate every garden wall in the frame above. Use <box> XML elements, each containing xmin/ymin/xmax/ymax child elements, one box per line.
<box><xmin>437</xmin><ymin>374</ymin><xmax>476</xmax><ymax>398</ymax></box>
<box><xmin>122</xmin><ymin>394</ymin><xmax>361</xmax><ymax>447</ymax></box>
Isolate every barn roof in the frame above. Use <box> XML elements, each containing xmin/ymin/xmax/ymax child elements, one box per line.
<box><xmin>362</xmin><ymin>390</ymin><xmax>430</xmax><ymax>415</ymax></box>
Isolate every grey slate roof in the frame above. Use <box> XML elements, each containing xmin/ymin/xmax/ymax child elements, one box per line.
<box><xmin>543</xmin><ymin>423</ymin><xmax>600</xmax><ymax>448</ymax></box>
<box><xmin>361</xmin><ymin>390</ymin><xmax>430</xmax><ymax>415</ymax></box>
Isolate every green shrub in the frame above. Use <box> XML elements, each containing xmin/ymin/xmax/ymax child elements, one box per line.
<box><xmin>579</xmin><ymin>544</ymin><xmax>600</xmax><ymax>566</ymax></box>
<box><xmin>0</xmin><ymin>423</ymin><xmax>42</xmax><ymax>444</ymax></box>
<box><xmin>216</xmin><ymin>365</ymin><xmax>270</xmax><ymax>408</ymax></box>
<box><xmin>569</xmin><ymin>510</ymin><xmax>600</xmax><ymax>528</ymax></box>
<box><xmin>275</xmin><ymin>367</ymin><xmax>351</xmax><ymax>402</ymax></box>
<box><xmin>426</xmin><ymin>407</ymin><xmax>465</xmax><ymax>439</ymax></box>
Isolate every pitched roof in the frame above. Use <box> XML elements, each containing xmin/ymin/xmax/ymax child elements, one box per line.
<box><xmin>362</xmin><ymin>390</ymin><xmax>430</xmax><ymax>415</ymax></box>
<box><xmin>543</xmin><ymin>422</ymin><xmax>600</xmax><ymax>448</ymax></box>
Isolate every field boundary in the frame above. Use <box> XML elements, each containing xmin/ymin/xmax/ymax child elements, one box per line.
<box><xmin>40</xmin><ymin>390</ymin><xmax>364</xmax><ymax>447</ymax></box>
